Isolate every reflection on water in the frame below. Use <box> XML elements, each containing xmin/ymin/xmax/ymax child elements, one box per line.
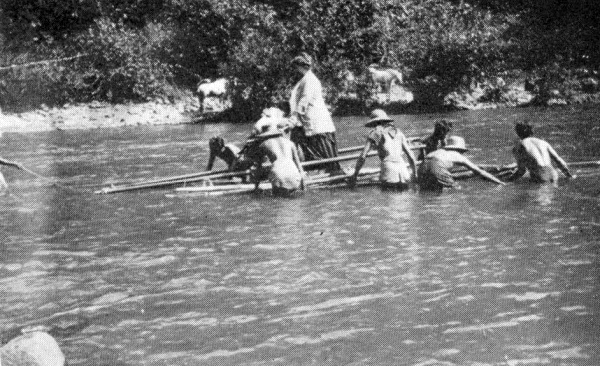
<box><xmin>1</xmin><ymin>105</ymin><xmax>600</xmax><ymax>365</ymax></box>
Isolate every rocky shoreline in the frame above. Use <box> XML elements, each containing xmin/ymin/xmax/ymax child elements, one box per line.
<box><xmin>1</xmin><ymin>76</ymin><xmax>599</xmax><ymax>134</ymax></box>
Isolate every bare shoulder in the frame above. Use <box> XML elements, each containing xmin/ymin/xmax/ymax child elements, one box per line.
<box><xmin>523</xmin><ymin>136</ymin><xmax>548</xmax><ymax>147</ymax></box>
<box><xmin>452</xmin><ymin>151</ymin><xmax>470</xmax><ymax>164</ymax></box>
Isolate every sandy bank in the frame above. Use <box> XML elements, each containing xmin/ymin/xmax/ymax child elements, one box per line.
<box><xmin>0</xmin><ymin>98</ymin><xmax>201</xmax><ymax>134</ymax></box>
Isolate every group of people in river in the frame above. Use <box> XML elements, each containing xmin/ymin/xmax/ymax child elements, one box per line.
<box><xmin>207</xmin><ymin>52</ymin><xmax>576</xmax><ymax>197</ymax></box>
<box><xmin>0</xmin><ymin>53</ymin><xmax>576</xmax><ymax>196</ymax></box>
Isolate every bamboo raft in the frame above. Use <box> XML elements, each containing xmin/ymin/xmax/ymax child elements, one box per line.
<box><xmin>94</xmin><ymin>142</ymin><xmax>425</xmax><ymax>194</ymax></box>
<box><xmin>94</xmin><ymin>137</ymin><xmax>600</xmax><ymax>195</ymax></box>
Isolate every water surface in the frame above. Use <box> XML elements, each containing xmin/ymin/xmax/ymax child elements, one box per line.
<box><xmin>1</xmin><ymin>105</ymin><xmax>600</xmax><ymax>365</ymax></box>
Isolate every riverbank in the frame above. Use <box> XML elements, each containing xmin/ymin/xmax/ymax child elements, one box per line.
<box><xmin>2</xmin><ymin>77</ymin><xmax>600</xmax><ymax>134</ymax></box>
<box><xmin>0</xmin><ymin>96</ymin><xmax>201</xmax><ymax>134</ymax></box>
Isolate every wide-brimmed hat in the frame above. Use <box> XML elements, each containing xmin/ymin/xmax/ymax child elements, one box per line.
<box><xmin>365</xmin><ymin>109</ymin><xmax>394</xmax><ymax>128</ymax></box>
<box><xmin>291</xmin><ymin>53</ymin><xmax>312</xmax><ymax>67</ymax></box>
<box><xmin>444</xmin><ymin>136</ymin><xmax>469</xmax><ymax>152</ymax></box>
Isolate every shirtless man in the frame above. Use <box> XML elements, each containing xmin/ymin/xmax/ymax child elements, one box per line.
<box><xmin>254</xmin><ymin>121</ymin><xmax>305</xmax><ymax>197</ymax></box>
<box><xmin>349</xmin><ymin>109</ymin><xmax>417</xmax><ymax>190</ymax></box>
<box><xmin>418</xmin><ymin>136</ymin><xmax>505</xmax><ymax>191</ymax></box>
<box><xmin>206</xmin><ymin>107</ymin><xmax>286</xmax><ymax>181</ymax></box>
<box><xmin>421</xmin><ymin>119</ymin><xmax>453</xmax><ymax>156</ymax></box>
<box><xmin>506</xmin><ymin>121</ymin><xmax>574</xmax><ymax>184</ymax></box>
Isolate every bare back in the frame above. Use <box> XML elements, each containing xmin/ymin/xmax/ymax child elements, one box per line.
<box><xmin>512</xmin><ymin>137</ymin><xmax>558</xmax><ymax>182</ymax></box>
<box><xmin>259</xmin><ymin>136</ymin><xmax>303</xmax><ymax>192</ymax></box>
<box><xmin>514</xmin><ymin>137</ymin><xmax>553</xmax><ymax>168</ymax></box>
<box><xmin>260</xmin><ymin>137</ymin><xmax>297</xmax><ymax>164</ymax></box>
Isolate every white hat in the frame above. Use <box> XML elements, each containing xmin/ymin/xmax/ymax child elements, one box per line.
<box><xmin>444</xmin><ymin>136</ymin><xmax>469</xmax><ymax>153</ymax></box>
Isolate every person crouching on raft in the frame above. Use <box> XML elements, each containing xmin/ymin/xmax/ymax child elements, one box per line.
<box><xmin>418</xmin><ymin>135</ymin><xmax>505</xmax><ymax>191</ymax></box>
<box><xmin>253</xmin><ymin>121</ymin><xmax>306</xmax><ymax>197</ymax></box>
<box><xmin>349</xmin><ymin>109</ymin><xmax>417</xmax><ymax>190</ymax></box>
<box><xmin>505</xmin><ymin>121</ymin><xmax>575</xmax><ymax>184</ymax></box>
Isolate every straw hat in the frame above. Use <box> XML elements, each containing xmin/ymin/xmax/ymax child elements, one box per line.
<box><xmin>444</xmin><ymin>136</ymin><xmax>469</xmax><ymax>153</ymax></box>
<box><xmin>365</xmin><ymin>109</ymin><xmax>394</xmax><ymax>128</ymax></box>
<box><xmin>291</xmin><ymin>53</ymin><xmax>312</xmax><ymax>67</ymax></box>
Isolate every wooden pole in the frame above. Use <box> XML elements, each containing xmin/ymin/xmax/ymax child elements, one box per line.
<box><xmin>0</xmin><ymin>54</ymin><xmax>87</xmax><ymax>72</ymax></box>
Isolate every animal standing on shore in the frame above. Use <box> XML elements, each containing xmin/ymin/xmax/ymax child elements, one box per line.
<box><xmin>196</xmin><ymin>78</ymin><xmax>229</xmax><ymax>112</ymax></box>
<box><xmin>367</xmin><ymin>64</ymin><xmax>404</xmax><ymax>97</ymax></box>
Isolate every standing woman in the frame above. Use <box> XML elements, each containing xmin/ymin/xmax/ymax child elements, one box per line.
<box><xmin>289</xmin><ymin>52</ymin><xmax>342</xmax><ymax>174</ymax></box>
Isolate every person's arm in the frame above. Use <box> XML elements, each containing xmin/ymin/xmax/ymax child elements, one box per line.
<box><xmin>291</xmin><ymin>144</ymin><xmax>306</xmax><ymax>190</ymax></box>
<box><xmin>547</xmin><ymin>144</ymin><xmax>574</xmax><ymax>178</ymax></box>
<box><xmin>205</xmin><ymin>150</ymin><xmax>216</xmax><ymax>171</ymax></box>
<box><xmin>349</xmin><ymin>141</ymin><xmax>372</xmax><ymax>188</ymax></box>
<box><xmin>0</xmin><ymin>157</ymin><xmax>23</xmax><ymax>170</ymax></box>
<box><xmin>505</xmin><ymin>145</ymin><xmax>527</xmax><ymax>182</ymax></box>
<box><xmin>252</xmin><ymin>144</ymin><xmax>265</xmax><ymax>190</ymax></box>
<box><xmin>401</xmin><ymin>138</ymin><xmax>418</xmax><ymax>180</ymax></box>
<box><xmin>459</xmin><ymin>156</ymin><xmax>506</xmax><ymax>185</ymax></box>
<box><xmin>295</xmin><ymin>75</ymin><xmax>319</xmax><ymax>127</ymax></box>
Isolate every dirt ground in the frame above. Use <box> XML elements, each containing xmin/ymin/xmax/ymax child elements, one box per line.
<box><xmin>0</xmin><ymin>99</ymin><xmax>201</xmax><ymax>134</ymax></box>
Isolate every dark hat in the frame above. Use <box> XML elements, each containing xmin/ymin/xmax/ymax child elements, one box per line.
<box><xmin>291</xmin><ymin>52</ymin><xmax>313</xmax><ymax>67</ymax></box>
<box><xmin>444</xmin><ymin>136</ymin><xmax>469</xmax><ymax>153</ymax></box>
<box><xmin>365</xmin><ymin>109</ymin><xmax>394</xmax><ymax>128</ymax></box>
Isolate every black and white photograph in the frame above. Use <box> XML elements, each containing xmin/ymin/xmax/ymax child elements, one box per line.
<box><xmin>1</xmin><ymin>1</ymin><xmax>599</xmax><ymax>365</ymax></box>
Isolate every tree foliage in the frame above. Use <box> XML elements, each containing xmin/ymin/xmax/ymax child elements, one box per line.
<box><xmin>1</xmin><ymin>0</ymin><xmax>598</xmax><ymax>113</ymax></box>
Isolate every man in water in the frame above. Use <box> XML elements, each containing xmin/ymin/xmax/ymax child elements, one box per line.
<box><xmin>505</xmin><ymin>121</ymin><xmax>575</xmax><ymax>184</ymax></box>
<box><xmin>421</xmin><ymin>119</ymin><xmax>453</xmax><ymax>156</ymax></box>
<box><xmin>206</xmin><ymin>107</ymin><xmax>286</xmax><ymax>181</ymax></box>
<box><xmin>253</xmin><ymin>121</ymin><xmax>305</xmax><ymax>197</ymax></box>
<box><xmin>289</xmin><ymin>52</ymin><xmax>342</xmax><ymax>175</ymax></box>
<box><xmin>418</xmin><ymin>136</ymin><xmax>505</xmax><ymax>191</ymax></box>
<box><xmin>349</xmin><ymin>109</ymin><xmax>417</xmax><ymax>190</ymax></box>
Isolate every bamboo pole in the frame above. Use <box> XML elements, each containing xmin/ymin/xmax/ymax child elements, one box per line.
<box><xmin>0</xmin><ymin>54</ymin><xmax>87</xmax><ymax>72</ymax></box>
<box><xmin>96</xmin><ymin>143</ymin><xmax>425</xmax><ymax>194</ymax></box>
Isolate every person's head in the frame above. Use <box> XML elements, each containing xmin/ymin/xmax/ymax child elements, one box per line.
<box><xmin>433</xmin><ymin>119</ymin><xmax>453</xmax><ymax>138</ymax></box>
<box><xmin>259</xmin><ymin>107</ymin><xmax>285</xmax><ymax>121</ymax></box>
<box><xmin>208</xmin><ymin>136</ymin><xmax>226</xmax><ymax>153</ymax></box>
<box><xmin>443</xmin><ymin>136</ymin><xmax>469</xmax><ymax>153</ymax></box>
<box><xmin>515</xmin><ymin>121</ymin><xmax>534</xmax><ymax>139</ymax></box>
<box><xmin>291</xmin><ymin>52</ymin><xmax>312</xmax><ymax>74</ymax></box>
<box><xmin>364</xmin><ymin>109</ymin><xmax>394</xmax><ymax>128</ymax></box>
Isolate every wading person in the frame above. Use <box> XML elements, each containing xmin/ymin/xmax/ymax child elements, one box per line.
<box><xmin>421</xmin><ymin>119</ymin><xmax>453</xmax><ymax>155</ymax></box>
<box><xmin>505</xmin><ymin>121</ymin><xmax>575</xmax><ymax>184</ymax></box>
<box><xmin>349</xmin><ymin>109</ymin><xmax>417</xmax><ymax>190</ymax></box>
<box><xmin>1</xmin><ymin>133</ymin><xmax>24</xmax><ymax>191</ymax></box>
<box><xmin>0</xmin><ymin>158</ymin><xmax>24</xmax><ymax>191</ymax></box>
<box><xmin>289</xmin><ymin>52</ymin><xmax>342</xmax><ymax>175</ymax></box>
<box><xmin>254</xmin><ymin>122</ymin><xmax>306</xmax><ymax>197</ymax></box>
<box><xmin>418</xmin><ymin>136</ymin><xmax>505</xmax><ymax>191</ymax></box>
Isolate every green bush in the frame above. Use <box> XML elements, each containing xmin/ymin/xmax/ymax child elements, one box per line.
<box><xmin>76</xmin><ymin>18</ymin><xmax>173</xmax><ymax>103</ymax></box>
<box><xmin>1</xmin><ymin>0</ymin><xmax>599</xmax><ymax>114</ymax></box>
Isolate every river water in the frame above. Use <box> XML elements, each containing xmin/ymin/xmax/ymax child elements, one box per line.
<box><xmin>1</xmin><ymin>105</ymin><xmax>599</xmax><ymax>365</ymax></box>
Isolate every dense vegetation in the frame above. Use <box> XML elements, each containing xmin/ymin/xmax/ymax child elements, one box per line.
<box><xmin>1</xmin><ymin>0</ymin><xmax>598</xmax><ymax>118</ymax></box>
